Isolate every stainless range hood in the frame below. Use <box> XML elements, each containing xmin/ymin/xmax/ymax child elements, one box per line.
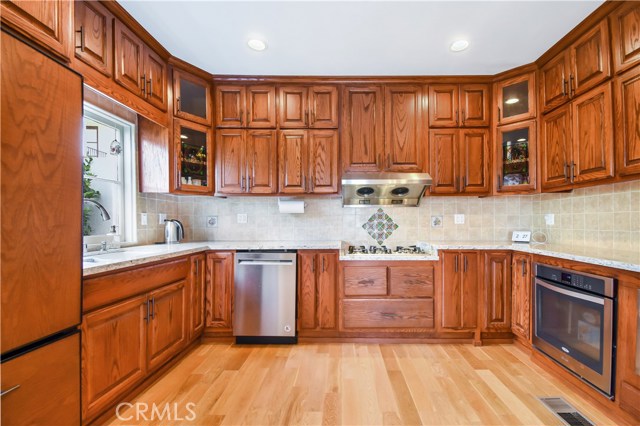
<box><xmin>341</xmin><ymin>172</ymin><xmax>432</xmax><ymax>207</ymax></box>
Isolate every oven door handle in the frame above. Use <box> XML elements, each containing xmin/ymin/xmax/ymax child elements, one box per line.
<box><xmin>535</xmin><ymin>278</ymin><xmax>604</xmax><ymax>305</ymax></box>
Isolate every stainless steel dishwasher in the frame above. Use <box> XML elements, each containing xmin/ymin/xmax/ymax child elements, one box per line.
<box><xmin>233</xmin><ymin>250</ymin><xmax>297</xmax><ymax>344</ymax></box>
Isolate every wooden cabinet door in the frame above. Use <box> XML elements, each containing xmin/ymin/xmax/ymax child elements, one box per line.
<box><xmin>460</xmin><ymin>84</ymin><xmax>489</xmax><ymax>127</ymax></box>
<box><xmin>173</xmin><ymin>69</ymin><xmax>211</xmax><ymax>126</ymax></box>
<box><xmin>570</xmin><ymin>20</ymin><xmax>611</xmax><ymax>96</ymax></box>
<box><xmin>384</xmin><ymin>85</ymin><xmax>425</xmax><ymax>172</ymax></box>
<box><xmin>571</xmin><ymin>82</ymin><xmax>614</xmax><ymax>184</ymax></box>
<box><xmin>278</xmin><ymin>86</ymin><xmax>309</xmax><ymax>128</ymax></box>
<box><xmin>615</xmin><ymin>65</ymin><xmax>640</xmax><ymax>177</ymax></box>
<box><xmin>114</xmin><ymin>20</ymin><xmax>144</xmax><ymax>98</ymax></box>
<box><xmin>0</xmin><ymin>0</ymin><xmax>73</xmax><ymax>60</ymax></box>
<box><xmin>138</xmin><ymin>115</ymin><xmax>169</xmax><ymax>193</ymax></box>
<box><xmin>541</xmin><ymin>105</ymin><xmax>572</xmax><ymax>190</ymax></box>
<box><xmin>81</xmin><ymin>296</ymin><xmax>147</xmax><ymax>420</ymax></box>
<box><xmin>205</xmin><ymin>252</ymin><xmax>234</xmax><ymax>332</ymax></box>
<box><xmin>541</xmin><ymin>51</ymin><xmax>571</xmax><ymax>113</ymax></box>
<box><xmin>174</xmin><ymin>119</ymin><xmax>213</xmax><ymax>194</ymax></box>
<box><xmin>429</xmin><ymin>84</ymin><xmax>458</xmax><ymax>127</ymax></box>
<box><xmin>74</xmin><ymin>1</ymin><xmax>113</xmax><ymax>76</ymax></box>
<box><xmin>147</xmin><ymin>280</ymin><xmax>187</xmax><ymax>371</ymax></box>
<box><xmin>310</xmin><ymin>85</ymin><xmax>339</xmax><ymax>128</ymax></box>
<box><xmin>496</xmin><ymin>72</ymin><xmax>536</xmax><ymax>125</ymax></box>
<box><xmin>279</xmin><ymin>129</ymin><xmax>308</xmax><ymax>194</ymax></box>
<box><xmin>616</xmin><ymin>282</ymin><xmax>640</xmax><ymax>419</ymax></box>
<box><xmin>215</xmin><ymin>129</ymin><xmax>245</xmax><ymax>194</ymax></box>
<box><xmin>1</xmin><ymin>32</ymin><xmax>82</xmax><ymax>352</ymax></box>
<box><xmin>143</xmin><ymin>47</ymin><xmax>167</xmax><ymax>111</ymax></box>
<box><xmin>460</xmin><ymin>252</ymin><xmax>479</xmax><ymax>329</ymax></box>
<box><xmin>317</xmin><ymin>252</ymin><xmax>337</xmax><ymax>330</ymax></box>
<box><xmin>308</xmin><ymin>130</ymin><xmax>339</xmax><ymax>194</ymax></box>
<box><xmin>246</xmin><ymin>130</ymin><xmax>277</xmax><ymax>194</ymax></box>
<box><xmin>429</xmin><ymin>129</ymin><xmax>458</xmax><ymax>194</ymax></box>
<box><xmin>495</xmin><ymin>120</ymin><xmax>537</xmax><ymax>194</ymax></box>
<box><xmin>215</xmin><ymin>85</ymin><xmax>246</xmax><ymax>127</ymax></box>
<box><xmin>483</xmin><ymin>252</ymin><xmax>511</xmax><ymax>331</ymax></box>
<box><xmin>611</xmin><ymin>1</ymin><xmax>640</xmax><ymax>74</ymax></box>
<box><xmin>511</xmin><ymin>253</ymin><xmax>531</xmax><ymax>342</ymax></box>
<box><xmin>298</xmin><ymin>252</ymin><xmax>317</xmax><ymax>330</ymax></box>
<box><xmin>459</xmin><ymin>129</ymin><xmax>489</xmax><ymax>194</ymax></box>
<box><xmin>441</xmin><ymin>252</ymin><xmax>461</xmax><ymax>329</ymax></box>
<box><xmin>2</xmin><ymin>333</ymin><xmax>80</xmax><ymax>426</ymax></box>
<box><xmin>341</xmin><ymin>86</ymin><xmax>384</xmax><ymax>172</ymax></box>
<box><xmin>247</xmin><ymin>85</ymin><xmax>276</xmax><ymax>128</ymax></box>
<box><xmin>389</xmin><ymin>265</ymin><xmax>434</xmax><ymax>298</ymax></box>
<box><xmin>190</xmin><ymin>255</ymin><xmax>206</xmax><ymax>340</ymax></box>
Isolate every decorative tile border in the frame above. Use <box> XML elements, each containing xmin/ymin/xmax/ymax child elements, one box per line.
<box><xmin>362</xmin><ymin>208</ymin><xmax>399</xmax><ymax>245</ymax></box>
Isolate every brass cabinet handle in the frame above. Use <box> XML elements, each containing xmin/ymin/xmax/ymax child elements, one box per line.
<box><xmin>150</xmin><ymin>297</ymin><xmax>156</xmax><ymax>319</ymax></box>
<box><xmin>0</xmin><ymin>384</ymin><xmax>20</xmax><ymax>397</ymax></box>
<box><xmin>461</xmin><ymin>109</ymin><xmax>465</xmax><ymax>124</ymax></box>
<box><xmin>321</xmin><ymin>257</ymin><xmax>325</xmax><ymax>273</ymax></box>
<box><xmin>455</xmin><ymin>176</ymin><xmax>460</xmax><ymax>192</ymax></box>
<box><xmin>563</xmin><ymin>162</ymin><xmax>569</xmax><ymax>180</ymax></box>
<box><xmin>463</xmin><ymin>255</ymin><xmax>468</xmax><ymax>273</ymax></box>
<box><xmin>569</xmin><ymin>75</ymin><xmax>575</xmax><ymax>97</ymax></box>
<box><xmin>140</xmin><ymin>73</ymin><xmax>147</xmax><ymax>96</ymax></box>
<box><xmin>562</xmin><ymin>78</ymin><xmax>567</xmax><ymax>97</ymax></box>
<box><xmin>147</xmin><ymin>78</ymin><xmax>153</xmax><ymax>99</ymax></box>
<box><xmin>241</xmin><ymin>177</ymin><xmax>245</xmax><ymax>191</ymax></box>
<box><xmin>497</xmin><ymin>107</ymin><xmax>501</xmax><ymax>123</ymax></box>
<box><xmin>75</xmin><ymin>26</ymin><xmax>85</xmax><ymax>51</ymax></box>
<box><xmin>311</xmin><ymin>110</ymin><xmax>316</xmax><ymax>126</ymax></box>
<box><xmin>176</xmin><ymin>97</ymin><xmax>181</xmax><ymax>112</ymax></box>
<box><xmin>522</xmin><ymin>260</ymin><xmax>526</xmax><ymax>277</ymax></box>
<box><xmin>248</xmin><ymin>176</ymin><xmax>252</xmax><ymax>189</ymax></box>
<box><xmin>455</xmin><ymin>110</ymin><xmax>459</xmax><ymax>125</ymax></box>
<box><xmin>386</xmin><ymin>154</ymin><xmax>391</xmax><ymax>170</ymax></box>
<box><xmin>311</xmin><ymin>257</ymin><xmax>315</xmax><ymax>273</ymax></box>
<box><xmin>570</xmin><ymin>162</ymin><xmax>576</xmax><ymax>184</ymax></box>
<box><xmin>144</xmin><ymin>298</ymin><xmax>151</xmax><ymax>322</ymax></box>
<box><xmin>462</xmin><ymin>176</ymin><xmax>466</xmax><ymax>190</ymax></box>
<box><xmin>497</xmin><ymin>174</ymin><xmax>502</xmax><ymax>191</ymax></box>
<box><xmin>454</xmin><ymin>255</ymin><xmax>458</xmax><ymax>273</ymax></box>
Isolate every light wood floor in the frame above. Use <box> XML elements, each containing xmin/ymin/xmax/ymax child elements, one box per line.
<box><xmin>106</xmin><ymin>343</ymin><xmax>619</xmax><ymax>426</ymax></box>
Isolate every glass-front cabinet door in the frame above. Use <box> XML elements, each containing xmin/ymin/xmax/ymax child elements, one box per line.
<box><xmin>495</xmin><ymin>120</ymin><xmax>536</xmax><ymax>193</ymax></box>
<box><xmin>496</xmin><ymin>72</ymin><xmax>536</xmax><ymax>125</ymax></box>
<box><xmin>174</xmin><ymin>118</ymin><xmax>213</xmax><ymax>193</ymax></box>
<box><xmin>173</xmin><ymin>69</ymin><xmax>211</xmax><ymax>126</ymax></box>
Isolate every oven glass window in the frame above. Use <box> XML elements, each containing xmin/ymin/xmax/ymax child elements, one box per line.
<box><xmin>536</xmin><ymin>281</ymin><xmax>604</xmax><ymax>374</ymax></box>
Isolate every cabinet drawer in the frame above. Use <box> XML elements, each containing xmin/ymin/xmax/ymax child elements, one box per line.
<box><xmin>343</xmin><ymin>266</ymin><xmax>387</xmax><ymax>296</ymax></box>
<box><xmin>342</xmin><ymin>299</ymin><xmax>434</xmax><ymax>329</ymax></box>
<box><xmin>1</xmin><ymin>333</ymin><xmax>80</xmax><ymax>425</ymax></box>
<box><xmin>389</xmin><ymin>266</ymin><xmax>434</xmax><ymax>297</ymax></box>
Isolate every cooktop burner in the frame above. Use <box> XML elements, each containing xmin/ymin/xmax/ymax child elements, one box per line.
<box><xmin>347</xmin><ymin>245</ymin><xmax>427</xmax><ymax>255</ymax></box>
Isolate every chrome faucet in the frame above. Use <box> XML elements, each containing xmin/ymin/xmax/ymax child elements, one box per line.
<box><xmin>83</xmin><ymin>199</ymin><xmax>111</xmax><ymax>221</ymax></box>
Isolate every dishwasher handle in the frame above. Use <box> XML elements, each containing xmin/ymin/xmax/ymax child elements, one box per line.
<box><xmin>237</xmin><ymin>259</ymin><xmax>295</xmax><ymax>266</ymax></box>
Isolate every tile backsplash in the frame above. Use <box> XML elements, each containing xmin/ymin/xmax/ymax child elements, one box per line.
<box><xmin>137</xmin><ymin>180</ymin><xmax>639</xmax><ymax>252</ymax></box>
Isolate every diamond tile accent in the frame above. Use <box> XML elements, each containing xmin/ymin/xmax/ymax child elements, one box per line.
<box><xmin>362</xmin><ymin>208</ymin><xmax>399</xmax><ymax>245</ymax></box>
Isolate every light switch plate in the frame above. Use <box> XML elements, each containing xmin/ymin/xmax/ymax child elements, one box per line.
<box><xmin>206</xmin><ymin>216</ymin><xmax>218</xmax><ymax>228</ymax></box>
<box><xmin>237</xmin><ymin>213</ymin><xmax>248</xmax><ymax>224</ymax></box>
<box><xmin>511</xmin><ymin>231</ymin><xmax>532</xmax><ymax>243</ymax></box>
<box><xmin>140</xmin><ymin>213</ymin><xmax>147</xmax><ymax>226</ymax></box>
<box><xmin>454</xmin><ymin>214</ymin><xmax>465</xmax><ymax>224</ymax></box>
<box><xmin>158</xmin><ymin>213</ymin><xmax>166</xmax><ymax>224</ymax></box>
<box><xmin>544</xmin><ymin>213</ymin><xmax>555</xmax><ymax>225</ymax></box>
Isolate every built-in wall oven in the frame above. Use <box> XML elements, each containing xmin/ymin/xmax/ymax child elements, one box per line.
<box><xmin>533</xmin><ymin>263</ymin><xmax>616</xmax><ymax>397</ymax></box>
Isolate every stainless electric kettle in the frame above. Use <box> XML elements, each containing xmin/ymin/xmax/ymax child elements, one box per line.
<box><xmin>164</xmin><ymin>219</ymin><xmax>184</xmax><ymax>244</ymax></box>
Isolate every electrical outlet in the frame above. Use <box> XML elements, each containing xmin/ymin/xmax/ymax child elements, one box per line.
<box><xmin>140</xmin><ymin>213</ymin><xmax>147</xmax><ymax>226</ymax></box>
<box><xmin>206</xmin><ymin>216</ymin><xmax>218</xmax><ymax>228</ymax></box>
<box><xmin>431</xmin><ymin>215</ymin><xmax>443</xmax><ymax>228</ymax></box>
<box><xmin>158</xmin><ymin>213</ymin><xmax>166</xmax><ymax>224</ymax></box>
<box><xmin>454</xmin><ymin>214</ymin><xmax>465</xmax><ymax>224</ymax></box>
<box><xmin>237</xmin><ymin>213</ymin><xmax>248</xmax><ymax>224</ymax></box>
<box><xmin>544</xmin><ymin>213</ymin><xmax>555</xmax><ymax>225</ymax></box>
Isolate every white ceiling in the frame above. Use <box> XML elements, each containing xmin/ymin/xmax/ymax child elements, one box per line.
<box><xmin>120</xmin><ymin>1</ymin><xmax>604</xmax><ymax>76</ymax></box>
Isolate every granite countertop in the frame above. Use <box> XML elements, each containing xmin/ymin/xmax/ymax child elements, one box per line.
<box><xmin>83</xmin><ymin>240</ymin><xmax>640</xmax><ymax>277</ymax></box>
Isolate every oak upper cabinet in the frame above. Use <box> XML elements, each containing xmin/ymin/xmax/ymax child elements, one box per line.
<box><xmin>114</xmin><ymin>20</ymin><xmax>167</xmax><ymax>111</ymax></box>
<box><xmin>541</xmin><ymin>20</ymin><xmax>611</xmax><ymax>113</ymax></box>
<box><xmin>541</xmin><ymin>83</ymin><xmax>614</xmax><ymax>190</ymax></box>
<box><xmin>610</xmin><ymin>1</ymin><xmax>640</xmax><ymax>74</ymax></box>
<box><xmin>441</xmin><ymin>251</ymin><xmax>479</xmax><ymax>330</ymax></box>
<box><xmin>614</xmin><ymin>65</ymin><xmax>640</xmax><ymax>177</ymax></box>
<box><xmin>215</xmin><ymin>85</ymin><xmax>276</xmax><ymax>128</ymax></box>
<box><xmin>298</xmin><ymin>251</ymin><xmax>338</xmax><ymax>334</ymax></box>
<box><xmin>0</xmin><ymin>0</ymin><xmax>73</xmax><ymax>60</ymax></box>
<box><xmin>216</xmin><ymin>129</ymin><xmax>278</xmax><ymax>194</ymax></box>
<box><xmin>341</xmin><ymin>85</ymin><xmax>385</xmax><ymax>172</ymax></box>
<box><xmin>429</xmin><ymin>128</ymin><xmax>490</xmax><ymax>195</ymax></box>
<box><xmin>74</xmin><ymin>1</ymin><xmax>113</xmax><ymax>76</ymax></box>
<box><xmin>429</xmin><ymin>84</ymin><xmax>490</xmax><ymax>127</ymax></box>
<box><xmin>174</xmin><ymin>119</ymin><xmax>213</xmax><ymax>194</ymax></box>
<box><xmin>278</xmin><ymin>86</ymin><xmax>339</xmax><ymax>129</ymax></box>
<box><xmin>496</xmin><ymin>72</ymin><xmax>536</xmax><ymax>125</ymax></box>
<box><xmin>147</xmin><ymin>280</ymin><xmax>187</xmax><ymax>371</ymax></box>
<box><xmin>495</xmin><ymin>120</ymin><xmax>537</xmax><ymax>193</ymax></box>
<box><xmin>173</xmin><ymin>69</ymin><xmax>212</xmax><ymax>126</ymax></box>
<box><xmin>205</xmin><ymin>252</ymin><xmax>234</xmax><ymax>333</ymax></box>
<box><xmin>511</xmin><ymin>253</ymin><xmax>531</xmax><ymax>343</ymax></box>
<box><xmin>279</xmin><ymin>129</ymin><xmax>339</xmax><ymax>194</ymax></box>
<box><xmin>482</xmin><ymin>252</ymin><xmax>511</xmax><ymax>332</ymax></box>
<box><xmin>189</xmin><ymin>254</ymin><xmax>206</xmax><ymax>340</ymax></box>
<box><xmin>384</xmin><ymin>85</ymin><xmax>426</xmax><ymax>171</ymax></box>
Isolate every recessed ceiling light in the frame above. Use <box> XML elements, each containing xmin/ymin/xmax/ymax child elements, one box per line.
<box><xmin>247</xmin><ymin>39</ymin><xmax>267</xmax><ymax>51</ymax></box>
<box><xmin>180</xmin><ymin>134</ymin><xmax>188</xmax><ymax>139</ymax></box>
<box><xmin>505</xmin><ymin>98</ymin><xmax>519</xmax><ymax>104</ymax></box>
<box><xmin>517</xmin><ymin>138</ymin><xmax>527</xmax><ymax>142</ymax></box>
<box><xmin>450</xmin><ymin>39</ymin><xmax>469</xmax><ymax>52</ymax></box>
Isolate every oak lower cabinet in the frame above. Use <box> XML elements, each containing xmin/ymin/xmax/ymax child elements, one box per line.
<box><xmin>616</xmin><ymin>278</ymin><xmax>640</xmax><ymax>419</ymax></box>
<box><xmin>482</xmin><ymin>251</ymin><xmax>512</xmax><ymax>333</ymax></box>
<box><xmin>511</xmin><ymin>253</ymin><xmax>531</xmax><ymax>344</ymax></box>
<box><xmin>189</xmin><ymin>254</ymin><xmax>206</xmax><ymax>340</ymax></box>
<box><xmin>340</xmin><ymin>261</ymin><xmax>436</xmax><ymax>334</ymax></box>
<box><xmin>205</xmin><ymin>252</ymin><xmax>234</xmax><ymax>335</ymax></box>
<box><xmin>614</xmin><ymin>65</ymin><xmax>640</xmax><ymax>178</ymax></box>
<box><xmin>440</xmin><ymin>251</ymin><xmax>479</xmax><ymax>331</ymax></box>
<box><xmin>298</xmin><ymin>251</ymin><xmax>338</xmax><ymax>336</ymax></box>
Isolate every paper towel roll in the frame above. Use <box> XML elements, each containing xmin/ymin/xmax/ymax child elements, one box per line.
<box><xmin>278</xmin><ymin>198</ymin><xmax>305</xmax><ymax>214</ymax></box>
